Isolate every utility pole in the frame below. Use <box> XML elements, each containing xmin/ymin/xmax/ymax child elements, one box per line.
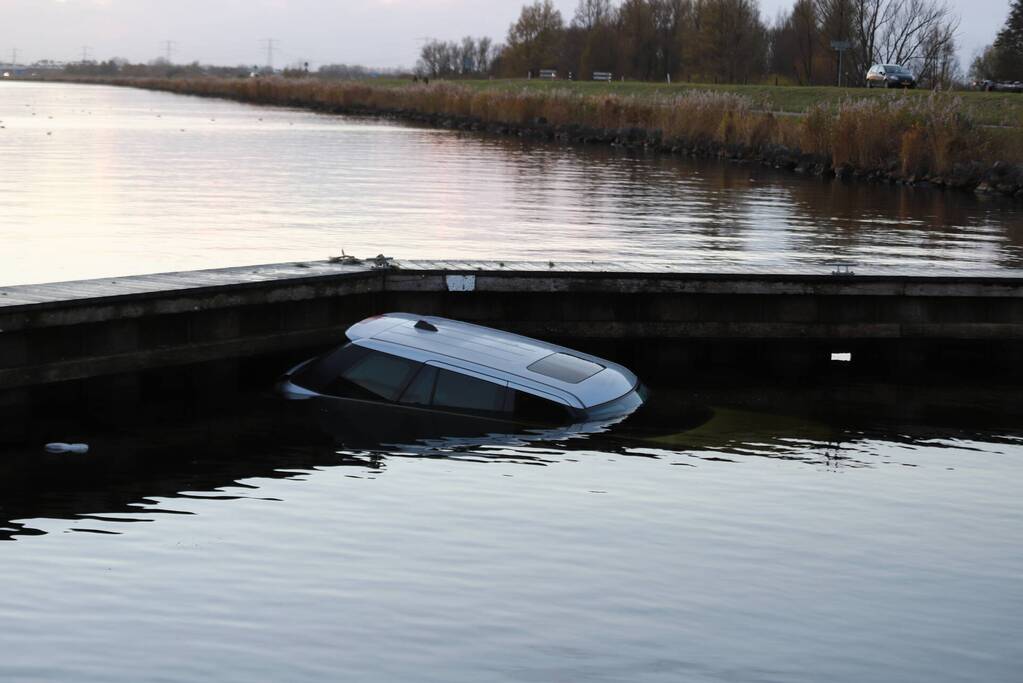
<box><xmin>160</xmin><ymin>40</ymin><xmax>177</xmax><ymax>63</ymax></box>
<box><xmin>80</xmin><ymin>46</ymin><xmax>92</xmax><ymax>63</ymax></box>
<box><xmin>11</xmin><ymin>48</ymin><xmax>18</xmax><ymax>66</ymax></box>
<box><xmin>259</xmin><ymin>38</ymin><xmax>278</xmax><ymax>70</ymax></box>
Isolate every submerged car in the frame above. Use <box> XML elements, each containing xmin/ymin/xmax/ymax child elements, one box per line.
<box><xmin>278</xmin><ymin>313</ymin><xmax>646</xmax><ymax>426</ymax></box>
<box><xmin>866</xmin><ymin>63</ymin><xmax>916</xmax><ymax>88</ymax></box>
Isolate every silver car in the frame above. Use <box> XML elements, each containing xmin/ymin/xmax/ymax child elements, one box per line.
<box><xmin>279</xmin><ymin>313</ymin><xmax>647</xmax><ymax>426</ymax></box>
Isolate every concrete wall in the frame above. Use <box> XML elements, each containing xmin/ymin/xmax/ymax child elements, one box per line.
<box><xmin>1</xmin><ymin>262</ymin><xmax>1021</xmax><ymax>394</ymax></box>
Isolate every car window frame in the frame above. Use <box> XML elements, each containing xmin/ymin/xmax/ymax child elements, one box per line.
<box><xmin>337</xmin><ymin>348</ymin><xmax>423</xmax><ymax>402</ymax></box>
<box><xmin>507</xmin><ymin>384</ymin><xmax>577</xmax><ymax>425</ymax></box>
<box><xmin>427</xmin><ymin>362</ymin><xmax>511</xmax><ymax>416</ymax></box>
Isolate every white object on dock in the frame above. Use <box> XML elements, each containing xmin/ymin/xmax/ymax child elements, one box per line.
<box><xmin>445</xmin><ymin>274</ymin><xmax>476</xmax><ymax>292</ymax></box>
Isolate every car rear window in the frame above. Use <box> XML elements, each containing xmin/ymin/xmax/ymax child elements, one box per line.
<box><xmin>341</xmin><ymin>350</ymin><xmax>420</xmax><ymax>401</ymax></box>
<box><xmin>291</xmin><ymin>343</ymin><xmax>371</xmax><ymax>392</ymax></box>
<box><xmin>527</xmin><ymin>353</ymin><xmax>604</xmax><ymax>384</ymax></box>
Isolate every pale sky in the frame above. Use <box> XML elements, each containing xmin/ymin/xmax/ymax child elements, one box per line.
<box><xmin>0</xmin><ymin>0</ymin><xmax>1009</xmax><ymax>70</ymax></box>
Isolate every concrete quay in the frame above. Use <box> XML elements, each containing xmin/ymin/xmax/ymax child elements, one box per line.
<box><xmin>1</xmin><ymin>259</ymin><xmax>1021</xmax><ymax>392</ymax></box>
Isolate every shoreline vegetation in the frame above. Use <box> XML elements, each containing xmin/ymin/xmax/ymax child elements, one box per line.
<box><xmin>63</xmin><ymin>76</ymin><xmax>1023</xmax><ymax>197</ymax></box>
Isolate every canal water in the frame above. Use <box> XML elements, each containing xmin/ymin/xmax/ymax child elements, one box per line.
<box><xmin>1</xmin><ymin>369</ymin><xmax>1021</xmax><ymax>683</ymax></box>
<box><xmin>1</xmin><ymin>81</ymin><xmax>1022</xmax><ymax>683</ymax></box>
<box><xmin>1</xmin><ymin>80</ymin><xmax>1023</xmax><ymax>286</ymax></box>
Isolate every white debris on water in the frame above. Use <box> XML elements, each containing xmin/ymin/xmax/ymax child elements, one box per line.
<box><xmin>44</xmin><ymin>443</ymin><xmax>90</xmax><ymax>454</ymax></box>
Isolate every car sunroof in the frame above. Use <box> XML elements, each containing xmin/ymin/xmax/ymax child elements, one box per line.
<box><xmin>527</xmin><ymin>353</ymin><xmax>604</xmax><ymax>384</ymax></box>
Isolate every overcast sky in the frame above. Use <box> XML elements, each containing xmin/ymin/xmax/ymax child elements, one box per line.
<box><xmin>0</xmin><ymin>0</ymin><xmax>1008</xmax><ymax>70</ymax></box>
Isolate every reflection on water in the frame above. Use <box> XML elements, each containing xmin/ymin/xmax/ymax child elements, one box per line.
<box><xmin>0</xmin><ymin>374</ymin><xmax>1020</xmax><ymax>682</ymax></box>
<box><xmin>1</xmin><ymin>81</ymin><xmax>1023</xmax><ymax>286</ymax></box>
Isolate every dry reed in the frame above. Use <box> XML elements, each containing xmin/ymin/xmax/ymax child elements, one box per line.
<box><xmin>89</xmin><ymin>77</ymin><xmax>995</xmax><ymax>179</ymax></box>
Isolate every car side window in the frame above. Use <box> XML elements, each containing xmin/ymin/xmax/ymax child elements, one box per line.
<box><xmin>400</xmin><ymin>365</ymin><xmax>438</xmax><ymax>406</ymax></box>
<box><xmin>510</xmin><ymin>390</ymin><xmax>572</xmax><ymax>425</ymax></box>
<box><xmin>432</xmin><ymin>368</ymin><xmax>508</xmax><ymax>414</ymax></box>
<box><xmin>337</xmin><ymin>350</ymin><xmax>420</xmax><ymax>401</ymax></box>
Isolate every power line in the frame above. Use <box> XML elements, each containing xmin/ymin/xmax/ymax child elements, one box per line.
<box><xmin>259</xmin><ymin>38</ymin><xmax>278</xmax><ymax>69</ymax></box>
<box><xmin>160</xmin><ymin>40</ymin><xmax>177</xmax><ymax>63</ymax></box>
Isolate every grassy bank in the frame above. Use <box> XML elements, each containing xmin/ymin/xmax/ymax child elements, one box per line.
<box><xmin>451</xmin><ymin>79</ymin><xmax>1023</xmax><ymax>130</ymax></box>
<box><xmin>76</xmin><ymin>76</ymin><xmax>1023</xmax><ymax>194</ymax></box>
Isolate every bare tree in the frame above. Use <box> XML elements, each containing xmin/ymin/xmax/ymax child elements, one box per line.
<box><xmin>573</xmin><ymin>0</ymin><xmax>614</xmax><ymax>29</ymax></box>
<box><xmin>418</xmin><ymin>37</ymin><xmax>495</xmax><ymax>77</ymax></box>
<box><xmin>476</xmin><ymin>37</ymin><xmax>495</xmax><ymax>73</ymax></box>
<box><xmin>917</xmin><ymin>21</ymin><xmax>959</xmax><ymax>87</ymax></box>
<box><xmin>849</xmin><ymin>0</ymin><xmax>958</xmax><ymax>80</ymax></box>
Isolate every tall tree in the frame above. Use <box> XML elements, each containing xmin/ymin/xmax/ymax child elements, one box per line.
<box><xmin>769</xmin><ymin>0</ymin><xmax>819</xmax><ymax>84</ymax></box>
<box><xmin>502</xmin><ymin>0</ymin><xmax>566</xmax><ymax>76</ymax></box>
<box><xmin>616</xmin><ymin>0</ymin><xmax>660</xmax><ymax>80</ymax></box>
<box><xmin>652</xmin><ymin>0</ymin><xmax>692</xmax><ymax>79</ymax></box>
<box><xmin>791</xmin><ymin>0</ymin><xmax>818</xmax><ymax>83</ymax></box>
<box><xmin>815</xmin><ymin>0</ymin><xmax>855</xmax><ymax>84</ymax></box>
<box><xmin>993</xmin><ymin>0</ymin><xmax>1023</xmax><ymax>79</ymax></box>
<box><xmin>571</xmin><ymin>0</ymin><xmax>617</xmax><ymax>78</ymax></box>
<box><xmin>969</xmin><ymin>44</ymin><xmax>998</xmax><ymax>81</ymax></box>
<box><xmin>690</xmin><ymin>0</ymin><xmax>768</xmax><ymax>83</ymax></box>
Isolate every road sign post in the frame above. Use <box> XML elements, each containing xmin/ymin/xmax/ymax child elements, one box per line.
<box><xmin>830</xmin><ymin>40</ymin><xmax>852</xmax><ymax>87</ymax></box>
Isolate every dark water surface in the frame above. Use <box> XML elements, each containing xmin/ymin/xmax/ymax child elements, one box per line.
<box><xmin>2</xmin><ymin>81</ymin><xmax>1023</xmax><ymax>286</ymax></box>
<box><xmin>1</xmin><ymin>369</ymin><xmax>1021</xmax><ymax>683</ymax></box>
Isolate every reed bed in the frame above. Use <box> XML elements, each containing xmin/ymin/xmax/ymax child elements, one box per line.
<box><xmin>92</xmin><ymin>77</ymin><xmax>1005</xmax><ymax>182</ymax></box>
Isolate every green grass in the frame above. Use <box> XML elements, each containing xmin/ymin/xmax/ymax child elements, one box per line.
<box><xmin>385</xmin><ymin>78</ymin><xmax>1023</xmax><ymax>128</ymax></box>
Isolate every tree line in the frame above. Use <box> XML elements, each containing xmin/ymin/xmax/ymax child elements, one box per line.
<box><xmin>971</xmin><ymin>0</ymin><xmax>1023</xmax><ymax>81</ymax></box>
<box><xmin>419</xmin><ymin>0</ymin><xmax>961</xmax><ymax>87</ymax></box>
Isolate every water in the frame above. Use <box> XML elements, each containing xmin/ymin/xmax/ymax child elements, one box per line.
<box><xmin>1</xmin><ymin>374</ymin><xmax>1021</xmax><ymax>683</ymax></box>
<box><xmin>1</xmin><ymin>81</ymin><xmax>1022</xmax><ymax>681</ymax></box>
<box><xmin>2</xmin><ymin>81</ymin><xmax>1023</xmax><ymax>287</ymax></box>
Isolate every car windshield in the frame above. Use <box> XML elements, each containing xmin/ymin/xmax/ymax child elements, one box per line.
<box><xmin>885</xmin><ymin>65</ymin><xmax>910</xmax><ymax>75</ymax></box>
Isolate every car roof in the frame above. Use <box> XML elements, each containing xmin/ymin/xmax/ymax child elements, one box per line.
<box><xmin>345</xmin><ymin>313</ymin><xmax>638</xmax><ymax>409</ymax></box>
